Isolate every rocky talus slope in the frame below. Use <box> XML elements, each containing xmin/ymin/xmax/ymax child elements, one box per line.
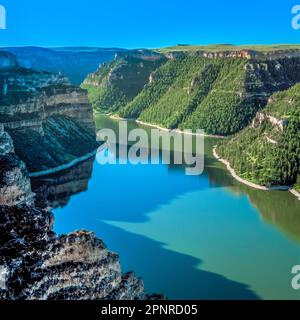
<box><xmin>83</xmin><ymin>48</ymin><xmax>300</xmax><ymax>135</ymax></box>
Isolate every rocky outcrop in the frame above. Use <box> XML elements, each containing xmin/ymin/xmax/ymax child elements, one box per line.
<box><xmin>43</xmin><ymin>85</ymin><xmax>95</xmax><ymax>132</ymax></box>
<box><xmin>0</xmin><ymin>126</ymin><xmax>33</xmax><ymax>206</ymax></box>
<box><xmin>0</xmin><ymin>204</ymin><xmax>159</xmax><ymax>300</ymax></box>
<box><xmin>82</xmin><ymin>52</ymin><xmax>167</xmax><ymax>112</ymax></box>
<box><xmin>165</xmin><ymin>49</ymin><xmax>300</xmax><ymax>61</ymax></box>
<box><xmin>251</xmin><ymin>112</ymin><xmax>288</xmax><ymax>131</ymax></box>
<box><xmin>116</xmin><ymin>49</ymin><xmax>165</xmax><ymax>62</ymax></box>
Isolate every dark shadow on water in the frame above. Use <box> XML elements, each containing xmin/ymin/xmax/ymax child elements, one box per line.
<box><xmin>54</xmin><ymin>216</ymin><xmax>260</xmax><ymax>300</ymax></box>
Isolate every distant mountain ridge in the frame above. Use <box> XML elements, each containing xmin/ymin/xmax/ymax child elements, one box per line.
<box><xmin>2</xmin><ymin>46</ymin><xmax>128</xmax><ymax>84</ymax></box>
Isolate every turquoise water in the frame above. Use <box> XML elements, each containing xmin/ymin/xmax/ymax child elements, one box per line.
<box><xmin>53</xmin><ymin>114</ymin><xmax>300</xmax><ymax>300</ymax></box>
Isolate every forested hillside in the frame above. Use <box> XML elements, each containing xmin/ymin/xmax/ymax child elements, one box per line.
<box><xmin>217</xmin><ymin>83</ymin><xmax>300</xmax><ymax>188</ymax></box>
<box><xmin>83</xmin><ymin>49</ymin><xmax>300</xmax><ymax>135</ymax></box>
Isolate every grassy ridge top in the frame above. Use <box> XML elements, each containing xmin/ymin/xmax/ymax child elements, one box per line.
<box><xmin>157</xmin><ymin>44</ymin><xmax>300</xmax><ymax>53</ymax></box>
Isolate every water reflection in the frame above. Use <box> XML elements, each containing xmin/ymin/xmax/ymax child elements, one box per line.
<box><xmin>32</xmin><ymin>114</ymin><xmax>300</xmax><ymax>299</ymax></box>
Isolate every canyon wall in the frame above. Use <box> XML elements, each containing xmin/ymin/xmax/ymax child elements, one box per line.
<box><xmin>84</xmin><ymin>48</ymin><xmax>300</xmax><ymax>135</ymax></box>
<box><xmin>0</xmin><ymin>51</ymin><xmax>99</xmax><ymax>175</ymax></box>
<box><xmin>0</xmin><ymin>52</ymin><xmax>159</xmax><ymax>300</ymax></box>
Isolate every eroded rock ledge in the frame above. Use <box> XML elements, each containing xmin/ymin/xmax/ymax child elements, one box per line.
<box><xmin>0</xmin><ymin>204</ymin><xmax>159</xmax><ymax>300</ymax></box>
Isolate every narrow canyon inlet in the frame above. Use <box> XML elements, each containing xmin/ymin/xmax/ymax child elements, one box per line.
<box><xmin>32</xmin><ymin>114</ymin><xmax>300</xmax><ymax>300</ymax></box>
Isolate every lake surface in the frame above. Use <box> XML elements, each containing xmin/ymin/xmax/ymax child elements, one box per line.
<box><xmin>52</xmin><ymin>114</ymin><xmax>300</xmax><ymax>300</ymax></box>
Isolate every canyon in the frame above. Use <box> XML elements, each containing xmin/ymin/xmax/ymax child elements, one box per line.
<box><xmin>0</xmin><ymin>51</ymin><xmax>157</xmax><ymax>300</ymax></box>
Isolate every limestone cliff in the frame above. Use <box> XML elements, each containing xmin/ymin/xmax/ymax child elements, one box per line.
<box><xmin>0</xmin><ymin>51</ymin><xmax>99</xmax><ymax>175</ymax></box>
<box><xmin>82</xmin><ymin>50</ymin><xmax>167</xmax><ymax>112</ymax></box>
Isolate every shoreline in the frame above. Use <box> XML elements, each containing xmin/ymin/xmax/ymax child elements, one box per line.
<box><xmin>290</xmin><ymin>188</ymin><xmax>300</xmax><ymax>200</ymax></box>
<box><xmin>212</xmin><ymin>146</ymin><xmax>299</xmax><ymax>200</ymax></box>
<box><xmin>98</xmin><ymin>112</ymin><xmax>300</xmax><ymax>200</ymax></box>
<box><xmin>107</xmin><ymin>114</ymin><xmax>225</xmax><ymax>138</ymax></box>
<box><xmin>29</xmin><ymin>150</ymin><xmax>97</xmax><ymax>178</ymax></box>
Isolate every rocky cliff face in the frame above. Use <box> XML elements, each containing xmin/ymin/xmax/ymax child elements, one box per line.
<box><xmin>82</xmin><ymin>51</ymin><xmax>167</xmax><ymax>112</ymax></box>
<box><xmin>165</xmin><ymin>48</ymin><xmax>300</xmax><ymax>61</ymax></box>
<box><xmin>116</xmin><ymin>49</ymin><xmax>166</xmax><ymax>62</ymax></box>
<box><xmin>0</xmin><ymin>132</ymin><xmax>156</xmax><ymax>300</ymax></box>
<box><xmin>0</xmin><ymin>203</ymin><xmax>156</xmax><ymax>300</ymax></box>
<box><xmin>0</xmin><ymin>52</ymin><xmax>99</xmax><ymax>175</ymax></box>
<box><xmin>0</xmin><ymin>125</ymin><xmax>33</xmax><ymax>206</ymax></box>
<box><xmin>0</xmin><ymin>52</ymin><xmax>159</xmax><ymax>300</ymax></box>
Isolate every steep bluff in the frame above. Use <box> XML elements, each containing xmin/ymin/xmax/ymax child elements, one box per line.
<box><xmin>83</xmin><ymin>49</ymin><xmax>300</xmax><ymax>135</ymax></box>
<box><xmin>0</xmin><ymin>51</ymin><xmax>99</xmax><ymax>175</ymax></box>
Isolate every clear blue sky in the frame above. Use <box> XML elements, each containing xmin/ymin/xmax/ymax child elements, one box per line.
<box><xmin>0</xmin><ymin>0</ymin><xmax>300</xmax><ymax>48</ymax></box>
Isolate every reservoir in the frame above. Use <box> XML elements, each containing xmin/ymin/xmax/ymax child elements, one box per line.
<box><xmin>48</xmin><ymin>114</ymin><xmax>300</xmax><ymax>300</ymax></box>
